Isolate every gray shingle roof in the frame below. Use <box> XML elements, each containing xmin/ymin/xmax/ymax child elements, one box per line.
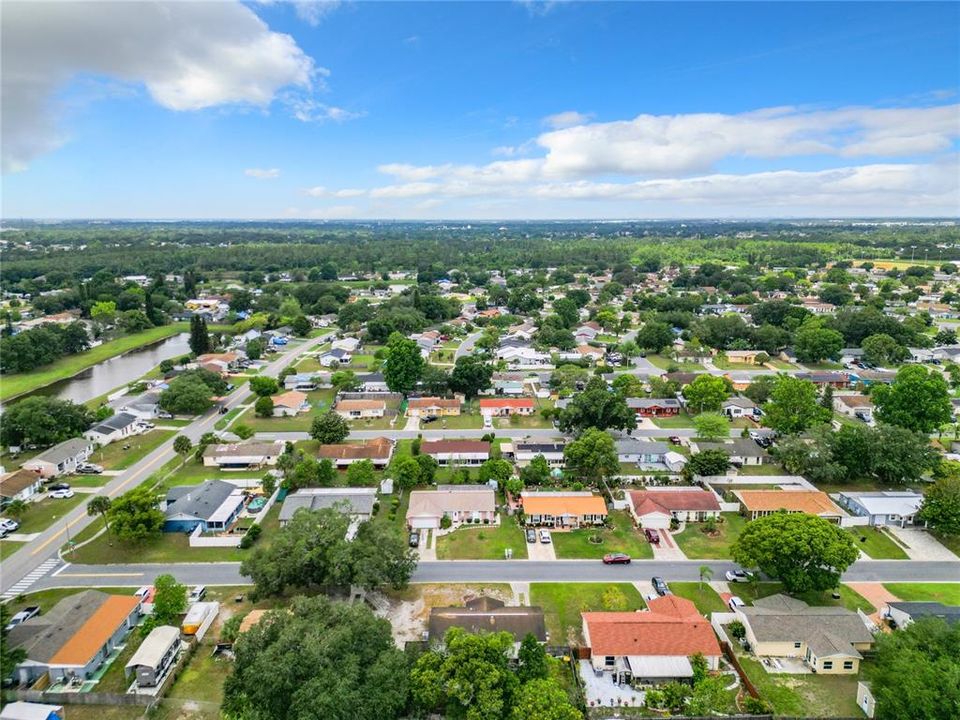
<box><xmin>8</xmin><ymin>590</ymin><xmax>110</xmax><ymax>662</ymax></box>
<box><xmin>279</xmin><ymin>488</ymin><xmax>377</xmax><ymax>523</ymax></box>
<box><xmin>165</xmin><ymin>480</ymin><xmax>238</xmax><ymax>522</ymax></box>
<box><xmin>27</xmin><ymin>437</ymin><xmax>91</xmax><ymax>465</ymax></box>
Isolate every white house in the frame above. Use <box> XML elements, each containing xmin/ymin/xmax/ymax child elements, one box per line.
<box><xmin>833</xmin><ymin>491</ymin><xmax>924</xmax><ymax>527</ymax></box>
<box><xmin>21</xmin><ymin>438</ymin><xmax>94</xmax><ymax>478</ymax></box>
<box><xmin>421</xmin><ymin>440</ymin><xmax>491</xmax><ymax>466</ymax></box>
<box><xmin>84</xmin><ymin>412</ymin><xmax>142</xmax><ymax>445</ymax></box>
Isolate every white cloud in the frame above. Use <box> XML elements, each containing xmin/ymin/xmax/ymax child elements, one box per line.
<box><xmin>245</xmin><ymin>168</ymin><xmax>280</xmax><ymax>180</ymax></box>
<box><xmin>293</xmin><ymin>1</ymin><xmax>341</xmax><ymax>27</ymax></box>
<box><xmin>2</xmin><ymin>1</ymin><xmax>317</xmax><ymax>172</ymax></box>
<box><xmin>288</xmin><ymin>97</ymin><xmax>365</xmax><ymax>123</ymax></box>
<box><xmin>542</xmin><ymin>110</ymin><xmax>593</xmax><ymax>129</ymax></box>
<box><xmin>304</xmin><ymin>186</ymin><xmax>366</xmax><ymax>198</ymax></box>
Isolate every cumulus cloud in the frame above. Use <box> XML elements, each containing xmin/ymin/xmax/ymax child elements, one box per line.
<box><xmin>542</xmin><ymin>110</ymin><xmax>593</xmax><ymax>129</ymax></box>
<box><xmin>245</xmin><ymin>168</ymin><xmax>281</xmax><ymax>180</ymax></box>
<box><xmin>293</xmin><ymin>1</ymin><xmax>341</xmax><ymax>27</ymax></box>
<box><xmin>2</xmin><ymin>1</ymin><xmax>317</xmax><ymax>172</ymax></box>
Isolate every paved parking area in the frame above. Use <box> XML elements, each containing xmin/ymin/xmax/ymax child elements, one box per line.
<box><xmin>527</xmin><ymin>534</ymin><xmax>556</xmax><ymax>560</ymax></box>
<box><xmin>887</xmin><ymin>526</ymin><xmax>958</xmax><ymax>560</ymax></box>
<box><xmin>578</xmin><ymin>661</ymin><xmax>646</xmax><ymax>707</ymax></box>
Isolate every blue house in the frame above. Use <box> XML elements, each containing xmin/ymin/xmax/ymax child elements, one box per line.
<box><xmin>163</xmin><ymin>480</ymin><xmax>245</xmax><ymax>533</ymax></box>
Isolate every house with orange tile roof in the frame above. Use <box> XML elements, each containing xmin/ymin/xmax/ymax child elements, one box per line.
<box><xmin>582</xmin><ymin>595</ymin><xmax>722</xmax><ymax>684</ymax></box>
<box><xmin>406</xmin><ymin>397</ymin><xmax>462</xmax><ymax>418</ymax></box>
<box><xmin>269</xmin><ymin>390</ymin><xmax>310</xmax><ymax>417</ymax></box>
<box><xmin>7</xmin><ymin>590</ymin><xmax>142</xmax><ymax>685</ymax></box>
<box><xmin>479</xmin><ymin>397</ymin><xmax>535</xmax><ymax>417</ymax></box>
<box><xmin>520</xmin><ymin>491</ymin><xmax>608</xmax><ymax>528</ymax></box>
<box><xmin>317</xmin><ymin>437</ymin><xmax>395</xmax><ymax>468</ymax></box>
<box><xmin>734</xmin><ymin>489</ymin><xmax>844</xmax><ymax>522</ymax></box>
<box><xmin>334</xmin><ymin>398</ymin><xmax>386</xmax><ymax>420</ymax></box>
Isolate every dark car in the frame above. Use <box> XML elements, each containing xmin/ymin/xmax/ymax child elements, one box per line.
<box><xmin>219</xmin><ymin>406</ymin><xmax>229</xmax><ymax>414</ymax></box>
<box><xmin>644</xmin><ymin>528</ymin><xmax>661</xmax><ymax>544</ymax></box>
<box><xmin>408</xmin><ymin>531</ymin><xmax>420</xmax><ymax>548</ymax></box>
<box><xmin>602</xmin><ymin>553</ymin><xmax>631</xmax><ymax>564</ymax></box>
<box><xmin>525</xmin><ymin>529</ymin><xmax>537</xmax><ymax>543</ymax></box>
<box><xmin>668</xmin><ymin>436</ymin><xmax>682</xmax><ymax>446</ymax></box>
<box><xmin>652</xmin><ymin>576</ymin><xmax>670</xmax><ymax>596</ymax></box>
<box><xmin>421</xmin><ymin>415</ymin><xmax>439</xmax><ymax>424</ymax></box>
<box><xmin>47</xmin><ymin>482</ymin><xmax>71</xmax><ymax>492</ymax></box>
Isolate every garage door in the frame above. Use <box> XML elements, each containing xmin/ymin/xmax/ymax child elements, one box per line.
<box><xmin>409</xmin><ymin>517</ymin><xmax>438</xmax><ymax>530</ymax></box>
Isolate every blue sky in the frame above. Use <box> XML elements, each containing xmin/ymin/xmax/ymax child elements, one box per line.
<box><xmin>2</xmin><ymin>1</ymin><xmax>958</xmax><ymax>219</ymax></box>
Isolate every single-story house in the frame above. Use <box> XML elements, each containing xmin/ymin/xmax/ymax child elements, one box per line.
<box><xmin>691</xmin><ymin>439</ymin><xmax>769</xmax><ymax>466</ymax></box>
<box><xmin>358</xmin><ymin>372</ymin><xmax>389</xmax><ymax>393</ymax></box>
<box><xmin>723</xmin><ymin>350</ymin><xmax>765</xmax><ymax>365</ymax></box>
<box><xmin>734</xmin><ymin>490</ymin><xmax>844</xmax><ymax>522</ymax></box>
<box><xmin>421</xmin><ymin>440</ymin><xmax>491</xmax><ymax>466</ymax></box>
<box><xmin>202</xmin><ymin>440</ymin><xmax>284</xmax><ymax>470</ymax></box>
<box><xmin>429</xmin><ymin>597</ymin><xmax>546</xmax><ymax>646</ymax></box>
<box><xmin>496</xmin><ymin>346</ymin><xmax>552</xmax><ymax>367</ymax></box>
<box><xmin>319</xmin><ymin>348</ymin><xmax>352</xmax><ymax>367</ymax></box>
<box><xmin>21</xmin><ymin>438</ymin><xmax>93</xmax><ymax>478</ymax></box>
<box><xmin>520</xmin><ymin>491</ymin><xmax>607</xmax><ymax>528</ymax></box>
<box><xmin>627</xmin><ymin>489</ymin><xmax>722</xmax><ymax>529</ymax></box>
<box><xmin>406</xmin><ymin>485</ymin><xmax>497</xmax><ymax>529</ymax></box>
<box><xmin>735</xmin><ymin>594</ymin><xmax>874</xmax><ymax>674</ymax></box>
<box><xmin>196</xmin><ymin>352</ymin><xmax>240</xmax><ymax>375</ymax></box>
<box><xmin>407</xmin><ymin>397</ymin><xmax>461</xmax><ymax>418</ymax></box>
<box><xmin>884</xmin><ymin>601</ymin><xmax>960</xmax><ymax>628</ymax></box>
<box><xmin>0</xmin><ymin>702</ymin><xmax>65</xmax><ymax>720</ymax></box>
<box><xmin>317</xmin><ymin>437</ymin><xmax>395</xmax><ymax>468</ymax></box>
<box><xmin>84</xmin><ymin>412</ymin><xmax>142</xmax><ymax>445</ymax></box>
<box><xmin>7</xmin><ymin>590</ymin><xmax>142</xmax><ymax>685</ymax></box>
<box><xmin>582</xmin><ymin>595</ymin><xmax>722</xmax><ymax>685</ymax></box>
<box><xmin>163</xmin><ymin>479</ymin><xmax>246</xmax><ymax>533</ymax></box>
<box><xmin>269</xmin><ymin>391</ymin><xmax>310</xmax><ymax>417</ymax></box>
<box><xmin>479</xmin><ymin>398</ymin><xmax>535</xmax><ymax>416</ymax></box>
<box><xmin>626</xmin><ymin>397</ymin><xmax>682</xmax><ymax>418</ymax></box>
<box><xmin>833</xmin><ymin>491</ymin><xmax>924</xmax><ymax>528</ymax></box>
<box><xmin>334</xmin><ymin>398</ymin><xmax>386</xmax><ymax>420</ymax></box>
<box><xmin>124</xmin><ymin>625</ymin><xmax>181</xmax><ymax>688</ymax></box>
<box><xmin>332</xmin><ymin>337</ymin><xmax>361</xmax><ymax>353</ymax></box>
<box><xmin>795</xmin><ymin>372</ymin><xmax>851</xmax><ymax>389</ymax></box>
<box><xmin>122</xmin><ymin>390</ymin><xmax>162</xmax><ymax>420</ymax></box>
<box><xmin>616</xmin><ymin>439</ymin><xmax>670</xmax><ymax>465</ymax></box>
<box><xmin>284</xmin><ymin>372</ymin><xmax>331</xmax><ymax>391</ymax></box>
<box><xmin>504</xmin><ymin>441</ymin><xmax>566</xmax><ymax>468</ymax></box>
<box><xmin>279</xmin><ymin>487</ymin><xmax>377</xmax><ymax>538</ymax></box>
<box><xmin>0</xmin><ymin>469</ymin><xmax>44</xmax><ymax>505</ymax></box>
<box><xmin>833</xmin><ymin>394</ymin><xmax>874</xmax><ymax>423</ymax></box>
<box><xmin>722</xmin><ymin>396</ymin><xmax>759</xmax><ymax>420</ymax></box>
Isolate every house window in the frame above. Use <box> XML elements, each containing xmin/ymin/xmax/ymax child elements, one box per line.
<box><xmin>604</xmin><ymin>656</ymin><xmax>615</xmax><ymax>667</ymax></box>
<box><xmin>794</xmin><ymin>642</ymin><xmax>802</xmax><ymax>649</ymax></box>
<box><xmin>823</xmin><ymin>661</ymin><xmax>833</xmax><ymax>670</ymax></box>
<box><xmin>843</xmin><ymin>661</ymin><xmax>854</xmax><ymax>670</ymax></box>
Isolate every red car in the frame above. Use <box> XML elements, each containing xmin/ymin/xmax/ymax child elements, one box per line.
<box><xmin>644</xmin><ymin>528</ymin><xmax>661</xmax><ymax>544</ymax></box>
<box><xmin>602</xmin><ymin>553</ymin><xmax>631</xmax><ymax>564</ymax></box>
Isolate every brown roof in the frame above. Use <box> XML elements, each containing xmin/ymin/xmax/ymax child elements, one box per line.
<box><xmin>318</xmin><ymin>437</ymin><xmax>393</xmax><ymax>461</ymax></box>
<box><xmin>521</xmin><ymin>493</ymin><xmax>608</xmax><ymax>517</ymax></box>
<box><xmin>272</xmin><ymin>390</ymin><xmax>308</xmax><ymax>408</ymax></box>
<box><xmin>197</xmin><ymin>352</ymin><xmax>238</xmax><ymax>363</ymax></box>
<box><xmin>0</xmin><ymin>468</ymin><xmax>42</xmax><ymax>497</ymax></box>
<box><xmin>429</xmin><ymin>597</ymin><xmax>546</xmax><ymax>642</ymax></box>
<box><xmin>583</xmin><ymin>596</ymin><xmax>721</xmax><ymax>658</ymax></box>
<box><xmin>836</xmin><ymin>394</ymin><xmax>873</xmax><ymax>408</ymax></box>
<box><xmin>736</xmin><ymin>490</ymin><xmax>842</xmax><ymax>516</ymax></box>
<box><xmin>421</xmin><ymin>440</ymin><xmax>491</xmax><ymax>455</ymax></box>
<box><xmin>335</xmin><ymin>398</ymin><xmax>385</xmax><ymax>411</ymax></box>
<box><xmin>50</xmin><ymin>595</ymin><xmax>141</xmax><ymax>665</ymax></box>
<box><xmin>629</xmin><ymin>490</ymin><xmax>720</xmax><ymax>516</ymax></box>
<box><xmin>408</xmin><ymin>397</ymin><xmax>461</xmax><ymax>409</ymax></box>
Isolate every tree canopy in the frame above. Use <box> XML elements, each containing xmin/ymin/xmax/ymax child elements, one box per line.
<box><xmin>557</xmin><ymin>376</ymin><xmax>636</xmax><ymax>435</ymax></box>
<box><xmin>872</xmin><ymin>365</ymin><xmax>952</xmax><ymax>434</ymax></box>
<box><xmin>382</xmin><ymin>331</ymin><xmax>424</xmax><ymax>394</ymax></box>
<box><xmin>762</xmin><ymin>375</ymin><xmax>831</xmax><ymax>435</ymax></box>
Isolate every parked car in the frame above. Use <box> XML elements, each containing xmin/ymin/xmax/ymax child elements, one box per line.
<box><xmin>651</xmin><ymin>576</ymin><xmax>670</xmax><ymax>596</ymax></box>
<box><xmin>158</xmin><ymin>412</ymin><xmax>174</xmax><ymax>419</ymax></box>
<box><xmin>408</xmin><ymin>531</ymin><xmax>420</xmax><ymax>548</ymax></box>
<box><xmin>0</xmin><ymin>518</ymin><xmax>20</xmax><ymax>532</ymax></box>
<box><xmin>4</xmin><ymin>606</ymin><xmax>40</xmax><ymax>631</ymax></box>
<box><xmin>0</xmin><ymin>527</ymin><xmax>7</xmax><ymax>539</ymax></box>
<box><xmin>668</xmin><ymin>436</ymin><xmax>682</xmax><ymax>446</ymax></box>
<box><xmin>50</xmin><ymin>489</ymin><xmax>74</xmax><ymax>499</ymax></box>
<box><xmin>525</xmin><ymin>529</ymin><xmax>537</xmax><ymax>543</ymax></box>
<box><xmin>602</xmin><ymin>552</ymin><xmax>631</xmax><ymax>564</ymax></box>
<box><xmin>421</xmin><ymin>415</ymin><xmax>438</xmax><ymax>424</ymax></box>
<box><xmin>218</xmin><ymin>406</ymin><xmax>230</xmax><ymax>414</ymax></box>
<box><xmin>47</xmin><ymin>482</ymin><xmax>71</xmax><ymax>491</ymax></box>
<box><xmin>538</xmin><ymin>530</ymin><xmax>552</xmax><ymax>544</ymax></box>
<box><xmin>77</xmin><ymin>463</ymin><xmax>103</xmax><ymax>474</ymax></box>
<box><xmin>643</xmin><ymin>528</ymin><xmax>660</xmax><ymax>544</ymax></box>
<box><xmin>188</xmin><ymin>585</ymin><xmax>207</xmax><ymax>603</ymax></box>
<box><xmin>728</xmin><ymin>596</ymin><xmax>745</xmax><ymax>610</ymax></box>
<box><xmin>725</xmin><ymin>570</ymin><xmax>754</xmax><ymax>583</ymax></box>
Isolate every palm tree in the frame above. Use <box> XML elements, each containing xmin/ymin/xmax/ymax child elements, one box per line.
<box><xmin>698</xmin><ymin>564</ymin><xmax>713</xmax><ymax>590</ymax></box>
<box><xmin>86</xmin><ymin>495</ymin><xmax>113</xmax><ymax>535</ymax></box>
<box><xmin>5</xmin><ymin>499</ymin><xmax>28</xmax><ymax>522</ymax></box>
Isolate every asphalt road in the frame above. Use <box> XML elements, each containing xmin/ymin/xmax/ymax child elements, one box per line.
<box><xmin>0</xmin><ymin>333</ymin><xmax>334</xmax><ymax>596</ymax></box>
<box><xmin>32</xmin><ymin>558</ymin><xmax>960</xmax><ymax>590</ymax></box>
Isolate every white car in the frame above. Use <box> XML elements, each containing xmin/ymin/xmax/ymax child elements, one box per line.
<box><xmin>728</xmin><ymin>596</ymin><xmax>745</xmax><ymax>610</ymax></box>
<box><xmin>538</xmin><ymin>530</ymin><xmax>552</xmax><ymax>544</ymax></box>
<box><xmin>725</xmin><ymin>570</ymin><xmax>753</xmax><ymax>583</ymax></box>
<box><xmin>50</xmin><ymin>489</ymin><xmax>75</xmax><ymax>499</ymax></box>
<box><xmin>0</xmin><ymin>518</ymin><xmax>20</xmax><ymax>532</ymax></box>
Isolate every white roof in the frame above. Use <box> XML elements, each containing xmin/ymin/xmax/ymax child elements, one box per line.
<box><xmin>207</xmin><ymin>490</ymin><xmax>246</xmax><ymax>524</ymax></box>
<box><xmin>126</xmin><ymin>625</ymin><xmax>180</xmax><ymax>670</ymax></box>
<box><xmin>0</xmin><ymin>703</ymin><xmax>65</xmax><ymax>720</ymax></box>
<box><xmin>839</xmin><ymin>491</ymin><xmax>924</xmax><ymax>516</ymax></box>
<box><xmin>626</xmin><ymin>655</ymin><xmax>693</xmax><ymax>678</ymax></box>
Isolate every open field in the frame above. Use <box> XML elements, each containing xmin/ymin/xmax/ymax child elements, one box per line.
<box><xmin>531</xmin><ymin>582</ymin><xmax>645</xmax><ymax>645</ymax></box>
<box><xmin>0</xmin><ymin>323</ymin><xmax>189</xmax><ymax>401</ymax></box>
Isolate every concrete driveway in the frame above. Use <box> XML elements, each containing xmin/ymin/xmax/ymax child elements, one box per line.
<box><xmin>886</xmin><ymin>526</ymin><xmax>959</xmax><ymax>560</ymax></box>
<box><xmin>527</xmin><ymin>534</ymin><xmax>557</xmax><ymax>560</ymax></box>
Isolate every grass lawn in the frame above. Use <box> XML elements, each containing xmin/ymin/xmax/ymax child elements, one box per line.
<box><xmin>802</xmin><ymin>361</ymin><xmax>844</xmax><ymax>370</ymax></box>
<box><xmin>16</xmin><ymin>493</ymin><xmax>87</xmax><ymax>535</ymax></box>
<box><xmin>651</xmin><ymin>411</ymin><xmax>697</xmax><ymax>428</ymax></box>
<box><xmin>847</xmin><ymin>527</ymin><xmax>909</xmax><ymax>560</ymax></box>
<box><xmin>237</xmin><ymin>388</ymin><xmax>336</xmax><ymax>431</ymax></box>
<box><xmin>41</xmin><ymin>708</ymin><xmax>147</xmax><ymax>720</ymax></box>
<box><xmin>68</xmin><ymin>527</ymin><xmax>247</xmax><ymax>564</ymax></box>
<box><xmin>0</xmin><ymin>323</ymin><xmax>189</xmax><ymax>401</ymax></box>
<box><xmin>932</xmin><ymin>531</ymin><xmax>960</xmax><ymax>556</ymax></box>
<box><xmin>673</xmin><ymin>513</ymin><xmax>746</xmax><ymax>559</ymax></box>
<box><xmin>736</xmin><ymin>463</ymin><xmax>790</xmax><ymax>476</ymax></box>
<box><xmin>646</xmin><ymin>354</ymin><xmax>703</xmax><ymax>371</ymax></box>
<box><xmin>7</xmin><ymin>586</ymin><xmax>136</xmax><ymax>615</ymax></box>
<box><xmin>65</xmin><ymin>474</ymin><xmax>109</xmax><ymax>488</ymax></box>
<box><xmin>531</xmin><ymin>583</ymin><xmax>645</xmax><ymax>645</ymax></box>
<box><xmin>347</xmin><ymin>414</ymin><xmax>398</xmax><ymax>430</ymax></box>
<box><xmin>668</xmin><ymin>582</ymin><xmax>728</xmax><ymax>614</ymax></box>
<box><xmin>434</xmin><ymin>402</ymin><xmax>485</xmax><ymax>429</ymax></box>
<box><xmin>551</xmin><ymin>510</ymin><xmax>654</xmax><ymax>560</ymax></box>
<box><xmin>214</xmin><ymin>407</ymin><xmax>243</xmax><ymax>429</ymax></box>
<box><xmin>165</xmin><ymin>640</ymin><xmax>234</xmax><ymax>708</ymax></box>
<box><xmin>96</xmin><ymin>631</ymin><xmax>143</xmax><ymax>693</ymax></box>
<box><xmin>436</xmin><ymin>518</ymin><xmax>529</xmax><ymax>560</ymax></box>
<box><xmin>88</xmin><ymin>429</ymin><xmax>176</xmax><ymax>470</ymax></box>
<box><xmin>735</xmin><ymin>581</ymin><xmax>877</xmax><ymax>614</ymax></box>
<box><xmin>884</xmin><ymin>583</ymin><xmax>960</xmax><ymax>605</ymax></box>
<box><xmin>767</xmin><ymin>359</ymin><xmax>796</xmax><ymax>370</ymax></box>
<box><xmin>737</xmin><ymin>653</ymin><xmax>862</xmax><ymax>717</ymax></box>
<box><xmin>0</xmin><ymin>540</ymin><xmax>25</xmax><ymax>560</ymax></box>
<box><xmin>713</xmin><ymin>358</ymin><xmax>763</xmax><ymax>370</ymax></box>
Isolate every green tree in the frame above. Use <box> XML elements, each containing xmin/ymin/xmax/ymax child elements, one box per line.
<box><xmin>517</xmin><ymin>633</ymin><xmax>549</xmax><ymax>683</ymax></box>
<box><xmin>331</xmin><ymin>369</ymin><xmax>361</xmax><ymax>393</ymax></box>
<box><xmin>510</xmin><ymin>678</ymin><xmax>583</xmax><ymax>720</ymax></box>
<box><xmin>310</xmin><ymin>411</ymin><xmax>350</xmax><ymax>444</ymax></box>
<box><xmin>449</xmin><ymin>356</ymin><xmax>494</xmax><ymax>398</ymax></box>
<box><xmin>0</xmin><ymin>396</ymin><xmax>93</xmax><ymax>447</ymax></box>
<box><xmin>635</xmin><ymin>321</ymin><xmax>674</xmax><ymax>352</ymax></box>
<box><xmin>4</xmin><ymin>498</ymin><xmax>28</xmax><ymax>522</ymax></box>
<box><xmin>693</xmin><ymin>412</ymin><xmax>730</xmax><ymax>440</ymax></box>
<box><xmin>223</xmin><ymin>596</ymin><xmax>409</xmax><ymax>720</ymax></box>
<box><xmin>601</xmin><ymin>585</ymin><xmax>629</xmax><ymax>611</ymax></box>
<box><xmin>698</xmin><ymin>564</ymin><xmax>713</xmax><ymax>589</ymax></box>
<box><xmin>254</xmin><ymin>395</ymin><xmax>275</xmax><ymax>418</ymax></box>
<box><xmin>173</xmin><ymin>435</ymin><xmax>192</xmax><ymax>457</ymax></box>
<box><xmin>249</xmin><ymin>375</ymin><xmax>280</xmax><ymax>397</ymax></box>
<box><xmin>873</xmin><ymin>365</ymin><xmax>952</xmax><ymax>433</ymax></box>
<box><xmin>685</xmin><ymin>449</ymin><xmax>730</xmax><ymax>478</ymax></box>
<box><xmin>563</xmin><ymin>427</ymin><xmax>619</xmax><ymax>484</ymax></box>
<box><xmin>794</xmin><ymin>320</ymin><xmax>844</xmax><ymax>363</ymax></box>
<box><xmin>188</xmin><ymin>314</ymin><xmax>211</xmax><ymax>355</ymax></box>
<box><xmin>86</xmin><ymin>495</ymin><xmax>113</xmax><ymax>534</ymax></box>
<box><xmin>918</xmin><ymin>476</ymin><xmax>960</xmax><ymax>536</ymax></box>
<box><xmin>744</xmin><ymin>375</ymin><xmax>776</xmax><ymax>405</ymax></box>
<box><xmin>108</xmin><ymin>486</ymin><xmax>165</xmax><ymax>542</ymax></box>
<box><xmin>347</xmin><ymin>459</ymin><xmax>376</xmax><ymax>486</ymax></box>
<box><xmin>557</xmin><ymin>376</ymin><xmax>636</xmax><ymax>435</ymax></box>
<box><xmin>479</xmin><ymin>458</ymin><xmax>514</xmax><ymax>488</ymax></box>
<box><xmin>151</xmin><ymin>573</ymin><xmax>187</xmax><ymax>626</ymax></box>
<box><xmin>390</xmin><ymin>454</ymin><xmax>421</xmax><ymax>490</ymax></box>
<box><xmin>291</xmin><ymin>314</ymin><xmax>312</xmax><ymax>336</ymax></box>
<box><xmin>416</xmin><ymin>454</ymin><xmax>439</xmax><ymax>484</ymax></box>
<box><xmin>159</xmin><ymin>374</ymin><xmax>219</xmax><ymax>415</ymax></box>
<box><xmin>862</xmin><ymin>333</ymin><xmax>910</xmax><ymax>366</ymax></box>
<box><xmin>91</xmin><ymin>300</ymin><xmax>117</xmax><ymax>327</ymax></box>
<box><xmin>762</xmin><ymin>375</ymin><xmax>831</xmax><ymax>434</ymax></box>
<box><xmin>732</xmin><ymin>512</ymin><xmax>859</xmax><ymax>593</ymax></box>
<box><xmin>520</xmin><ymin>454</ymin><xmax>552</xmax><ymax>486</ymax></box>
<box><xmin>682</xmin><ymin>374</ymin><xmax>730</xmax><ymax>413</ymax></box>
<box><xmin>382</xmin><ymin>331</ymin><xmax>424</xmax><ymax>394</ymax></box>
<box><xmin>234</xmin><ymin>424</ymin><xmax>255</xmax><ymax>440</ymax></box>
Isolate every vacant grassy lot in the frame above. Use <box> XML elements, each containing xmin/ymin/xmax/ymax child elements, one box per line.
<box><xmin>87</xmin><ymin>429</ymin><xmax>175</xmax><ymax>470</ymax></box>
<box><xmin>68</xmin><ymin>527</ymin><xmax>247</xmax><ymax>564</ymax></box>
<box><xmin>531</xmin><ymin>583</ymin><xmax>645</xmax><ymax>645</ymax></box>
<box><xmin>737</xmin><ymin>653</ymin><xmax>861</xmax><ymax>717</ymax></box>
<box><xmin>436</xmin><ymin>518</ymin><xmax>529</xmax><ymax>560</ymax></box>
<box><xmin>15</xmin><ymin>492</ymin><xmax>87</xmax><ymax>535</ymax></box>
<box><xmin>646</xmin><ymin>354</ymin><xmax>703</xmax><ymax>371</ymax></box>
<box><xmin>668</xmin><ymin>582</ymin><xmax>728</xmax><ymax>614</ymax></box>
<box><xmin>735</xmin><ymin>581</ymin><xmax>877</xmax><ymax>614</ymax></box>
<box><xmin>884</xmin><ymin>583</ymin><xmax>960</xmax><ymax>605</ymax></box>
<box><xmin>736</xmin><ymin>463</ymin><xmax>790</xmax><ymax>475</ymax></box>
<box><xmin>551</xmin><ymin>510</ymin><xmax>654</xmax><ymax>560</ymax></box>
<box><xmin>651</xmin><ymin>411</ymin><xmax>698</xmax><ymax>428</ymax></box>
<box><xmin>673</xmin><ymin>513</ymin><xmax>746</xmax><ymax>559</ymax></box>
<box><xmin>847</xmin><ymin>527</ymin><xmax>909</xmax><ymax>560</ymax></box>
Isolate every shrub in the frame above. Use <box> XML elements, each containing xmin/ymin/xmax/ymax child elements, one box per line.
<box><xmin>729</xmin><ymin>620</ymin><xmax>746</xmax><ymax>640</ymax></box>
<box><xmin>572</xmin><ymin>481</ymin><xmax>584</xmax><ymax>491</ymax></box>
<box><xmin>440</xmin><ymin>515</ymin><xmax>452</xmax><ymax>530</ymax></box>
